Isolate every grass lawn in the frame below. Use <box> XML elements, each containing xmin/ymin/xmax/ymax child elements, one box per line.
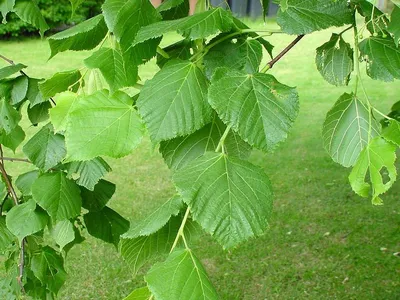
<box><xmin>1</xmin><ymin>20</ymin><xmax>400</xmax><ymax>299</ymax></box>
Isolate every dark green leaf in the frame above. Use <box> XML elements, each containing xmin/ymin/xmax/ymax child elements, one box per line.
<box><xmin>0</xmin><ymin>216</ymin><xmax>15</xmax><ymax>251</ymax></box>
<box><xmin>10</xmin><ymin>75</ymin><xmax>28</xmax><ymax>105</ymax></box>
<box><xmin>69</xmin><ymin>0</ymin><xmax>85</xmax><ymax>15</ymax></box>
<box><xmin>174</xmin><ymin>152</ymin><xmax>273</xmax><ymax>249</ymax></box>
<box><xmin>0</xmin><ymin>0</ymin><xmax>15</xmax><ymax>21</ymax></box>
<box><xmin>156</xmin><ymin>40</ymin><xmax>192</xmax><ymax>69</ymax></box>
<box><xmin>50</xmin><ymin>220</ymin><xmax>75</xmax><ymax>251</ymax></box>
<box><xmin>23</xmin><ymin>124</ymin><xmax>66</xmax><ymax>170</ymax></box>
<box><xmin>0</xmin><ymin>97</ymin><xmax>21</xmax><ymax>134</ymax></box>
<box><xmin>26</xmin><ymin>78</ymin><xmax>47</xmax><ymax>107</ymax></box>
<box><xmin>84</xmin><ymin>206</ymin><xmax>129</xmax><ymax>246</ymax></box>
<box><xmin>359</xmin><ymin>37</ymin><xmax>400</xmax><ymax>82</ymax></box>
<box><xmin>137</xmin><ymin>60</ymin><xmax>212</xmax><ymax>142</ymax></box>
<box><xmin>158</xmin><ymin>0</ymin><xmax>189</xmax><ymax>20</ymax></box>
<box><xmin>0</xmin><ymin>125</ymin><xmax>25</xmax><ymax>152</ymax></box>
<box><xmin>316</xmin><ymin>34</ymin><xmax>353</xmax><ymax>86</ymax></box>
<box><xmin>382</xmin><ymin>119</ymin><xmax>400</xmax><ymax>146</ymax></box>
<box><xmin>388</xmin><ymin>6</ymin><xmax>400</xmax><ymax>47</ymax></box>
<box><xmin>208</xmin><ymin>70</ymin><xmax>299</xmax><ymax>152</ymax></box>
<box><xmin>6</xmin><ymin>199</ymin><xmax>48</xmax><ymax>244</ymax></box>
<box><xmin>322</xmin><ymin>93</ymin><xmax>380</xmax><ymax>167</ymax></box>
<box><xmin>31</xmin><ymin>172</ymin><xmax>82</xmax><ymax>221</ymax></box>
<box><xmin>39</xmin><ymin>70</ymin><xmax>82</xmax><ymax>98</ymax></box>
<box><xmin>48</xmin><ymin>14</ymin><xmax>108</xmax><ymax>59</ymax></box>
<box><xmin>27</xmin><ymin>101</ymin><xmax>52</xmax><ymax>125</ymax></box>
<box><xmin>65</xmin><ymin>157</ymin><xmax>111</xmax><ymax>191</ymax></box>
<box><xmin>65</xmin><ymin>90</ymin><xmax>144</xmax><ymax>161</ymax></box>
<box><xmin>356</xmin><ymin>1</ymin><xmax>389</xmax><ymax>36</ymax></box>
<box><xmin>14</xmin><ymin>0</ymin><xmax>49</xmax><ymax>36</ymax></box>
<box><xmin>277</xmin><ymin>0</ymin><xmax>353</xmax><ymax>34</ymax></box>
<box><xmin>15</xmin><ymin>170</ymin><xmax>39</xmax><ymax>196</ymax></box>
<box><xmin>81</xmin><ymin>179</ymin><xmax>115</xmax><ymax>211</ymax></box>
<box><xmin>145</xmin><ymin>249</ymin><xmax>219</xmax><ymax>300</ymax></box>
<box><xmin>0</xmin><ymin>64</ymin><xmax>26</xmax><ymax>80</ymax></box>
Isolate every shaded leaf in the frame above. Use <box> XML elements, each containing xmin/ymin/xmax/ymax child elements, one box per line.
<box><xmin>26</xmin><ymin>78</ymin><xmax>47</xmax><ymax>107</ymax></box>
<box><xmin>69</xmin><ymin>0</ymin><xmax>85</xmax><ymax>15</ymax></box>
<box><xmin>0</xmin><ymin>125</ymin><xmax>25</xmax><ymax>152</ymax></box>
<box><xmin>0</xmin><ymin>216</ymin><xmax>15</xmax><ymax>251</ymax></box>
<box><xmin>39</xmin><ymin>70</ymin><xmax>82</xmax><ymax>98</ymax></box>
<box><xmin>0</xmin><ymin>63</ymin><xmax>26</xmax><ymax>80</ymax></box>
<box><xmin>15</xmin><ymin>170</ymin><xmax>39</xmax><ymax>196</ymax></box>
<box><xmin>0</xmin><ymin>97</ymin><xmax>21</xmax><ymax>134</ymax></box>
<box><xmin>10</xmin><ymin>75</ymin><xmax>28</xmax><ymax>105</ymax></box>
<box><xmin>382</xmin><ymin>119</ymin><xmax>400</xmax><ymax>146</ymax></box>
<box><xmin>388</xmin><ymin>6</ymin><xmax>400</xmax><ymax>47</ymax></box>
<box><xmin>159</xmin><ymin>0</ymin><xmax>189</xmax><ymax>20</ymax></box>
<box><xmin>156</xmin><ymin>40</ymin><xmax>192</xmax><ymax>69</ymax></box>
<box><xmin>14</xmin><ymin>0</ymin><xmax>49</xmax><ymax>36</ymax></box>
<box><xmin>81</xmin><ymin>179</ymin><xmax>115</xmax><ymax>211</ymax></box>
<box><xmin>27</xmin><ymin>101</ymin><xmax>52</xmax><ymax>125</ymax></box>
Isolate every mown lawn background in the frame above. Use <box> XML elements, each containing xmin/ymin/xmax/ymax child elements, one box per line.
<box><xmin>1</xmin><ymin>20</ymin><xmax>400</xmax><ymax>299</ymax></box>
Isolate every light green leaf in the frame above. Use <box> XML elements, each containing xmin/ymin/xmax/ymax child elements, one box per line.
<box><xmin>87</xmin><ymin>69</ymin><xmax>107</xmax><ymax>94</ymax></box>
<box><xmin>124</xmin><ymin>287</ymin><xmax>151</xmax><ymax>300</ymax></box>
<box><xmin>0</xmin><ymin>125</ymin><xmax>25</xmax><ymax>152</ymax></box>
<box><xmin>382</xmin><ymin>119</ymin><xmax>400</xmax><ymax>146</ymax></box>
<box><xmin>359</xmin><ymin>37</ymin><xmax>400</xmax><ymax>82</ymax></box>
<box><xmin>0</xmin><ymin>97</ymin><xmax>21</xmax><ymax>134</ymax></box>
<box><xmin>39</xmin><ymin>70</ymin><xmax>82</xmax><ymax>99</ymax></box>
<box><xmin>31</xmin><ymin>246</ymin><xmax>66</xmax><ymax>294</ymax></box>
<box><xmin>65</xmin><ymin>157</ymin><xmax>111</xmax><ymax>191</ymax></box>
<box><xmin>133</xmin><ymin>7</ymin><xmax>233</xmax><ymax>46</ymax></box>
<box><xmin>277</xmin><ymin>0</ymin><xmax>353</xmax><ymax>35</ymax></box>
<box><xmin>322</xmin><ymin>93</ymin><xmax>380</xmax><ymax>167</ymax></box>
<box><xmin>349</xmin><ymin>137</ymin><xmax>397</xmax><ymax>205</ymax></box>
<box><xmin>84</xmin><ymin>206</ymin><xmax>129</xmax><ymax>246</ymax></box>
<box><xmin>204</xmin><ymin>39</ymin><xmax>263</xmax><ymax>78</ymax></box>
<box><xmin>49</xmin><ymin>91</ymin><xmax>78</xmax><ymax>133</ymax></box>
<box><xmin>65</xmin><ymin>90</ymin><xmax>144</xmax><ymax>161</ymax></box>
<box><xmin>174</xmin><ymin>152</ymin><xmax>273</xmax><ymax>249</ymax></box>
<box><xmin>0</xmin><ymin>0</ymin><xmax>15</xmax><ymax>22</ymax></box>
<box><xmin>10</xmin><ymin>75</ymin><xmax>28</xmax><ymax>105</ymax></box>
<box><xmin>48</xmin><ymin>14</ymin><xmax>108</xmax><ymax>59</ymax></box>
<box><xmin>137</xmin><ymin>60</ymin><xmax>212</xmax><ymax>142</ymax></box>
<box><xmin>388</xmin><ymin>6</ymin><xmax>400</xmax><ymax>47</ymax></box>
<box><xmin>81</xmin><ymin>179</ymin><xmax>115</xmax><ymax>211</ymax></box>
<box><xmin>160</xmin><ymin>115</ymin><xmax>252</xmax><ymax>170</ymax></box>
<box><xmin>84</xmin><ymin>47</ymin><xmax>138</xmax><ymax>92</ymax></box>
<box><xmin>208</xmin><ymin>70</ymin><xmax>299</xmax><ymax>152</ymax></box>
<box><xmin>0</xmin><ymin>179</ymin><xmax>6</xmax><ymax>200</ymax></box>
<box><xmin>15</xmin><ymin>170</ymin><xmax>39</xmax><ymax>196</ymax></box>
<box><xmin>145</xmin><ymin>249</ymin><xmax>219</xmax><ymax>300</ymax></box>
<box><xmin>27</xmin><ymin>101</ymin><xmax>52</xmax><ymax>125</ymax></box>
<box><xmin>6</xmin><ymin>199</ymin><xmax>48</xmax><ymax>244</ymax></box>
<box><xmin>14</xmin><ymin>0</ymin><xmax>49</xmax><ymax>36</ymax></box>
<box><xmin>0</xmin><ymin>63</ymin><xmax>26</xmax><ymax>80</ymax></box>
<box><xmin>26</xmin><ymin>78</ymin><xmax>47</xmax><ymax>107</ymax></box>
<box><xmin>51</xmin><ymin>220</ymin><xmax>75</xmax><ymax>251</ymax></box>
<box><xmin>316</xmin><ymin>34</ymin><xmax>353</xmax><ymax>86</ymax></box>
<box><xmin>0</xmin><ymin>216</ymin><xmax>15</xmax><ymax>251</ymax></box>
<box><xmin>23</xmin><ymin>124</ymin><xmax>66</xmax><ymax>170</ymax></box>
<box><xmin>31</xmin><ymin>172</ymin><xmax>82</xmax><ymax>221</ymax></box>
<box><xmin>69</xmin><ymin>0</ymin><xmax>85</xmax><ymax>15</ymax></box>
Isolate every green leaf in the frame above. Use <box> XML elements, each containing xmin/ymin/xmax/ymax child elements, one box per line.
<box><xmin>322</xmin><ymin>93</ymin><xmax>380</xmax><ymax>167</ymax></box>
<box><xmin>84</xmin><ymin>206</ymin><xmax>129</xmax><ymax>246</ymax></box>
<box><xmin>204</xmin><ymin>39</ymin><xmax>263</xmax><ymax>78</ymax></box>
<box><xmin>160</xmin><ymin>115</ymin><xmax>252</xmax><ymax>170</ymax></box>
<box><xmin>39</xmin><ymin>70</ymin><xmax>82</xmax><ymax>99</ymax></box>
<box><xmin>0</xmin><ymin>125</ymin><xmax>25</xmax><ymax>152</ymax></box>
<box><xmin>276</xmin><ymin>0</ymin><xmax>353</xmax><ymax>34</ymax></box>
<box><xmin>159</xmin><ymin>0</ymin><xmax>189</xmax><ymax>20</ymax></box>
<box><xmin>349</xmin><ymin>137</ymin><xmax>397</xmax><ymax>205</ymax></box>
<box><xmin>316</xmin><ymin>34</ymin><xmax>353</xmax><ymax>86</ymax></box>
<box><xmin>48</xmin><ymin>14</ymin><xmax>108</xmax><ymax>59</ymax></box>
<box><xmin>65</xmin><ymin>157</ymin><xmax>111</xmax><ymax>191</ymax></box>
<box><xmin>31</xmin><ymin>246</ymin><xmax>66</xmax><ymax>294</ymax></box>
<box><xmin>27</xmin><ymin>101</ymin><xmax>52</xmax><ymax>125</ymax></box>
<box><xmin>359</xmin><ymin>37</ymin><xmax>400</xmax><ymax>82</ymax></box>
<box><xmin>0</xmin><ymin>64</ymin><xmax>26</xmax><ymax>80</ymax></box>
<box><xmin>6</xmin><ymin>199</ymin><xmax>48</xmax><ymax>244</ymax></box>
<box><xmin>124</xmin><ymin>287</ymin><xmax>151</xmax><ymax>300</ymax></box>
<box><xmin>10</xmin><ymin>75</ymin><xmax>28</xmax><ymax>105</ymax></box>
<box><xmin>22</xmin><ymin>124</ymin><xmax>66</xmax><ymax>170</ymax></box>
<box><xmin>388</xmin><ymin>6</ymin><xmax>400</xmax><ymax>47</ymax></box>
<box><xmin>65</xmin><ymin>90</ymin><xmax>144</xmax><ymax>161</ymax></box>
<box><xmin>0</xmin><ymin>97</ymin><xmax>21</xmax><ymax>134</ymax></box>
<box><xmin>356</xmin><ymin>1</ymin><xmax>389</xmax><ymax>36</ymax></box>
<box><xmin>0</xmin><ymin>0</ymin><xmax>15</xmax><ymax>22</ymax></box>
<box><xmin>49</xmin><ymin>91</ymin><xmax>78</xmax><ymax>133</ymax></box>
<box><xmin>69</xmin><ymin>0</ymin><xmax>85</xmax><ymax>15</ymax></box>
<box><xmin>208</xmin><ymin>70</ymin><xmax>299</xmax><ymax>152</ymax></box>
<box><xmin>261</xmin><ymin>0</ymin><xmax>269</xmax><ymax>20</ymax></box>
<box><xmin>50</xmin><ymin>220</ymin><xmax>75</xmax><ymax>251</ymax></box>
<box><xmin>15</xmin><ymin>170</ymin><xmax>39</xmax><ymax>196</ymax></box>
<box><xmin>84</xmin><ymin>47</ymin><xmax>138</xmax><ymax>92</ymax></box>
<box><xmin>137</xmin><ymin>60</ymin><xmax>212</xmax><ymax>142</ymax></box>
<box><xmin>13</xmin><ymin>0</ymin><xmax>49</xmax><ymax>37</ymax></box>
<box><xmin>87</xmin><ymin>69</ymin><xmax>107</xmax><ymax>94</ymax></box>
<box><xmin>31</xmin><ymin>172</ymin><xmax>82</xmax><ymax>221</ymax></box>
<box><xmin>145</xmin><ymin>249</ymin><xmax>219</xmax><ymax>300</ymax></box>
<box><xmin>174</xmin><ymin>152</ymin><xmax>273</xmax><ymax>249</ymax></box>
<box><xmin>133</xmin><ymin>8</ymin><xmax>233</xmax><ymax>46</ymax></box>
<box><xmin>382</xmin><ymin>119</ymin><xmax>400</xmax><ymax>146</ymax></box>
<box><xmin>156</xmin><ymin>40</ymin><xmax>192</xmax><ymax>69</ymax></box>
<box><xmin>0</xmin><ymin>216</ymin><xmax>15</xmax><ymax>251</ymax></box>
<box><xmin>81</xmin><ymin>179</ymin><xmax>115</xmax><ymax>211</ymax></box>
<box><xmin>26</xmin><ymin>78</ymin><xmax>47</xmax><ymax>107</ymax></box>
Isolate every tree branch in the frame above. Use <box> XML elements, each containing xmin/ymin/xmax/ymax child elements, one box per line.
<box><xmin>2</xmin><ymin>157</ymin><xmax>32</xmax><ymax>164</ymax></box>
<box><xmin>0</xmin><ymin>54</ymin><xmax>56</xmax><ymax>106</ymax></box>
<box><xmin>261</xmin><ymin>35</ymin><xmax>305</xmax><ymax>72</ymax></box>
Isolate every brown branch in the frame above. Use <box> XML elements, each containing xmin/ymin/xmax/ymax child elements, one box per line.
<box><xmin>0</xmin><ymin>145</ymin><xmax>25</xmax><ymax>293</ymax></box>
<box><xmin>261</xmin><ymin>35</ymin><xmax>305</xmax><ymax>72</ymax></box>
<box><xmin>2</xmin><ymin>157</ymin><xmax>32</xmax><ymax>164</ymax></box>
<box><xmin>0</xmin><ymin>54</ymin><xmax>56</xmax><ymax>106</ymax></box>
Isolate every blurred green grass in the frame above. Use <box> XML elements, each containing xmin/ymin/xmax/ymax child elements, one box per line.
<box><xmin>1</xmin><ymin>20</ymin><xmax>400</xmax><ymax>299</ymax></box>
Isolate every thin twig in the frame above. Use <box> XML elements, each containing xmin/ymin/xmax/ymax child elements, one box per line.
<box><xmin>2</xmin><ymin>157</ymin><xmax>32</xmax><ymax>164</ymax></box>
<box><xmin>261</xmin><ymin>35</ymin><xmax>305</xmax><ymax>72</ymax></box>
<box><xmin>0</xmin><ymin>54</ymin><xmax>56</xmax><ymax>105</ymax></box>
